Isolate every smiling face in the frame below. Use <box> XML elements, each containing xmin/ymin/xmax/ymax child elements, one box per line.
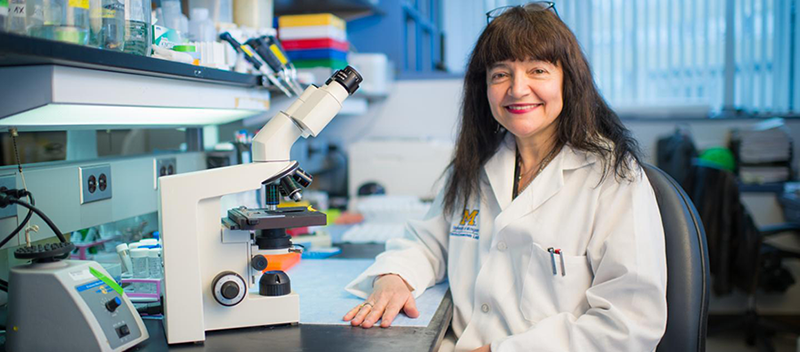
<box><xmin>486</xmin><ymin>59</ymin><xmax>564</xmax><ymax>146</ymax></box>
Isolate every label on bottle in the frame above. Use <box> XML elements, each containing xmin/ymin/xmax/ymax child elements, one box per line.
<box><xmin>102</xmin><ymin>8</ymin><xmax>115</xmax><ymax>18</ymax></box>
<box><xmin>0</xmin><ymin>0</ymin><xmax>8</xmax><ymax>17</ymax></box>
<box><xmin>9</xmin><ymin>3</ymin><xmax>24</xmax><ymax>18</ymax></box>
<box><xmin>68</xmin><ymin>0</ymin><xmax>89</xmax><ymax>10</ymax></box>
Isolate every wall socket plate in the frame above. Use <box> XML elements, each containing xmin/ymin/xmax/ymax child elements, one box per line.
<box><xmin>154</xmin><ymin>157</ymin><xmax>177</xmax><ymax>189</ymax></box>
<box><xmin>79</xmin><ymin>164</ymin><xmax>112</xmax><ymax>204</ymax></box>
<box><xmin>0</xmin><ymin>174</ymin><xmax>17</xmax><ymax>219</ymax></box>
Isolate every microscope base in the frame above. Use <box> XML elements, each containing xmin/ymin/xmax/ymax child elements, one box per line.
<box><xmin>204</xmin><ymin>291</ymin><xmax>299</xmax><ymax>332</ymax></box>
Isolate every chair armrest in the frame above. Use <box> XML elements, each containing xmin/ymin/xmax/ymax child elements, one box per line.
<box><xmin>759</xmin><ymin>223</ymin><xmax>800</xmax><ymax>237</ymax></box>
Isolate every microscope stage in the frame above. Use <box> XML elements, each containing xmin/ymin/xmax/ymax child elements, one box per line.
<box><xmin>225</xmin><ymin>207</ymin><xmax>327</xmax><ymax>230</ymax></box>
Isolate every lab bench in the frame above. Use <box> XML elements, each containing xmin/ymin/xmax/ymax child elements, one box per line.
<box><xmin>0</xmin><ymin>242</ymin><xmax>452</xmax><ymax>352</ymax></box>
<box><xmin>132</xmin><ymin>294</ymin><xmax>452</xmax><ymax>352</ymax></box>
<box><xmin>129</xmin><ymin>242</ymin><xmax>452</xmax><ymax>352</ymax></box>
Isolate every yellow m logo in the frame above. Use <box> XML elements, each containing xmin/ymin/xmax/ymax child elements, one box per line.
<box><xmin>460</xmin><ymin>209</ymin><xmax>479</xmax><ymax>226</ymax></box>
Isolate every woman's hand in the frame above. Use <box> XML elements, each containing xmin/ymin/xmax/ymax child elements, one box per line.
<box><xmin>469</xmin><ymin>344</ymin><xmax>491</xmax><ymax>352</ymax></box>
<box><xmin>342</xmin><ymin>274</ymin><xmax>420</xmax><ymax>328</ymax></box>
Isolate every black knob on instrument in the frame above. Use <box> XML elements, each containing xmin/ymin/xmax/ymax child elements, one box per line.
<box><xmin>259</xmin><ymin>271</ymin><xmax>291</xmax><ymax>297</ymax></box>
<box><xmin>105</xmin><ymin>297</ymin><xmax>121</xmax><ymax>312</ymax></box>
<box><xmin>251</xmin><ymin>254</ymin><xmax>268</xmax><ymax>271</ymax></box>
<box><xmin>211</xmin><ymin>271</ymin><xmax>246</xmax><ymax>306</ymax></box>
<box><xmin>221</xmin><ymin>281</ymin><xmax>240</xmax><ymax>300</ymax></box>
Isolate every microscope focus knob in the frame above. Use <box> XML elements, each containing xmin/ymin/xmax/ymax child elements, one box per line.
<box><xmin>259</xmin><ymin>271</ymin><xmax>291</xmax><ymax>297</ymax></box>
<box><xmin>221</xmin><ymin>282</ymin><xmax>240</xmax><ymax>300</ymax></box>
<box><xmin>251</xmin><ymin>254</ymin><xmax>269</xmax><ymax>271</ymax></box>
<box><xmin>212</xmin><ymin>271</ymin><xmax>246</xmax><ymax>306</ymax></box>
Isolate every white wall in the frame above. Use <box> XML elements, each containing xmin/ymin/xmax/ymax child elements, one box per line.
<box><xmin>321</xmin><ymin>79</ymin><xmax>464</xmax><ymax>146</ymax></box>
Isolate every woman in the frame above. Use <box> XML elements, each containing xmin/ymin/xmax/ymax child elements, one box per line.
<box><xmin>343</xmin><ymin>3</ymin><xmax>667</xmax><ymax>351</ymax></box>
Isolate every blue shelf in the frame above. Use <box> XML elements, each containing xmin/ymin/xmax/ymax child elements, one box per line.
<box><xmin>348</xmin><ymin>0</ymin><xmax>446</xmax><ymax>77</ymax></box>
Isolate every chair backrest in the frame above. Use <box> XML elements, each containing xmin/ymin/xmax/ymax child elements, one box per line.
<box><xmin>643</xmin><ymin>164</ymin><xmax>710</xmax><ymax>352</ymax></box>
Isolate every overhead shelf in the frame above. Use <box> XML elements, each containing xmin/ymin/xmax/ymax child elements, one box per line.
<box><xmin>0</xmin><ymin>32</ymin><xmax>258</xmax><ymax>86</ymax></box>
<box><xmin>273</xmin><ymin>0</ymin><xmax>383</xmax><ymax>20</ymax></box>
<box><xmin>0</xmin><ymin>32</ymin><xmax>272</xmax><ymax>130</ymax></box>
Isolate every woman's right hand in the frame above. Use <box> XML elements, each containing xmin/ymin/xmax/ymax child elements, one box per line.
<box><xmin>342</xmin><ymin>274</ymin><xmax>420</xmax><ymax>328</ymax></box>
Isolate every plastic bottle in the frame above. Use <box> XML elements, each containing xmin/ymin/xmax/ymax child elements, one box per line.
<box><xmin>188</xmin><ymin>8</ymin><xmax>214</xmax><ymax>42</ymax></box>
<box><xmin>147</xmin><ymin>248</ymin><xmax>161</xmax><ymax>294</ymax></box>
<box><xmin>116</xmin><ymin>243</ymin><xmax>133</xmax><ymax>274</ymax></box>
<box><xmin>217</xmin><ymin>0</ymin><xmax>232</xmax><ymax>23</ymax></box>
<box><xmin>28</xmin><ymin>0</ymin><xmax>91</xmax><ymax>45</ymax></box>
<box><xmin>148</xmin><ymin>248</ymin><xmax>162</xmax><ymax>277</ymax></box>
<box><xmin>130</xmin><ymin>248</ymin><xmax>149</xmax><ymax>293</ymax></box>
<box><xmin>140</xmin><ymin>238</ymin><xmax>158</xmax><ymax>247</ymax></box>
<box><xmin>188</xmin><ymin>0</ymin><xmax>231</xmax><ymax>23</ymax></box>
<box><xmin>233</xmin><ymin>0</ymin><xmax>270</xmax><ymax>29</ymax></box>
<box><xmin>5</xmin><ymin>0</ymin><xmax>26</xmax><ymax>35</ymax></box>
<box><xmin>122</xmin><ymin>0</ymin><xmax>150</xmax><ymax>56</ymax></box>
<box><xmin>160</xmin><ymin>0</ymin><xmax>181</xmax><ymax>31</ymax></box>
<box><xmin>89</xmin><ymin>0</ymin><xmax>100</xmax><ymax>46</ymax></box>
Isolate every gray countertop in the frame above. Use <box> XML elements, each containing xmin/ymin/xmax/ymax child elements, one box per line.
<box><xmin>129</xmin><ymin>243</ymin><xmax>453</xmax><ymax>352</ymax></box>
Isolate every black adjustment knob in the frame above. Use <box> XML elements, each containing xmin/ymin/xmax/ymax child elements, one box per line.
<box><xmin>211</xmin><ymin>271</ymin><xmax>246</xmax><ymax>306</ymax></box>
<box><xmin>251</xmin><ymin>254</ymin><xmax>268</xmax><ymax>271</ymax></box>
<box><xmin>105</xmin><ymin>297</ymin><xmax>121</xmax><ymax>312</ymax></box>
<box><xmin>221</xmin><ymin>281</ymin><xmax>240</xmax><ymax>300</ymax></box>
<box><xmin>259</xmin><ymin>271</ymin><xmax>291</xmax><ymax>296</ymax></box>
<box><xmin>116</xmin><ymin>324</ymin><xmax>130</xmax><ymax>338</ymax></box>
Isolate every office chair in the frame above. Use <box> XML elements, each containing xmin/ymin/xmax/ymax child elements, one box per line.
<box><xmin>683</xmin><ymin>164</ymin><xmax>800</xmax><ymax>352</ymax></box>
<box><xmin>642</xmin><ymin>164</ymin><xmax>710</xmax><ymax>352</ymax></box>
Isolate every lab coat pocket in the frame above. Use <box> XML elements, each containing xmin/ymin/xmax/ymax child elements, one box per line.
<box><xmin>519</xmin><ymin>243</ymin><xmax>593</xmax><ymax>322</ymax></box>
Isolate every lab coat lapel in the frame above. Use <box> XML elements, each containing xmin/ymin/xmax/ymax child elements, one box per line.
<box><xmin>483</xmin><ymin>134</ymin><xmax>516</xmax><ymax>211</ymax></box>
<box><xmin>490</xmin><ymin>145</ymin><xmax>596</xmax><ymax>239</ymax></box>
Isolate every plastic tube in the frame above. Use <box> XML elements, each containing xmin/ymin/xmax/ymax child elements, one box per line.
<box><xmin>116</xmin><ymin>243</ymin><xmax>133</xmax><ymax>273</ymax></box>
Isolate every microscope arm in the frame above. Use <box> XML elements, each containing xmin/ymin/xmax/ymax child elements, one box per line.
<box><xmin>252</xmin><ymin>67</ymin><xmax>362</xmax><ymax>163</ymax></box>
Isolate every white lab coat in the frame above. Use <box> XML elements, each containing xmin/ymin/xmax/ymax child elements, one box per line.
<box><xmin>346</xmin><ymin>135</ymin><xmax>668</xmax><ymax>352</ymax></box>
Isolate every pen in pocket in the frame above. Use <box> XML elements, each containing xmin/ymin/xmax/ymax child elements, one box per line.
<box><xmin>554</xmin><ymin>249</ymin><xmax>566</xmax><ymax>276</ymax></box>
<box><xmin>547</xmin><ymin>247</ymin><xmax>557</xmax><ymax>275</ymax></box>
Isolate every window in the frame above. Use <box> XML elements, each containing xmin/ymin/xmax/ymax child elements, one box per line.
<box><xmin>444</xmin><ymin>0</ymin><xmax>799</xmax><ymax>117</ymax></box>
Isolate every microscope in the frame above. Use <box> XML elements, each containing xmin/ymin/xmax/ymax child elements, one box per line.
<box><xmin>158</xmin><ymin>67</ymin><xmax>362</xmax><ymax>344</ymax></box>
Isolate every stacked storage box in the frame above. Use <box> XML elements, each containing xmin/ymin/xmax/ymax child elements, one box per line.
<box><xmin>278</xmin><ymin>13</ymin><xmax>349</xmax><ymax>71</ymax></box>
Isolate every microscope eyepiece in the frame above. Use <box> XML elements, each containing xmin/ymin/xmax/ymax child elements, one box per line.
<box><xmin>326</xmin><ymin>66</ymin><xmax>362</xmax><ymax>95</ymax></box>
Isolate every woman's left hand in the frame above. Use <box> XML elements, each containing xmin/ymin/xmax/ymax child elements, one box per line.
<box><xmin>469</xmin><ymin>344</ymin><xmax>491</xmax><ymax>352</ymax></box>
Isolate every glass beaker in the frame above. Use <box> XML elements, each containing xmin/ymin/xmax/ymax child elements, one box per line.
<box><xmin>99</xmin><ymin>0</ymin><xmax>124</xmax><ymax>50</ymax></box>
<box><xmin>122</xmin><ymin>0</ymin><xmax>150</xmax><ymax>56</ymax></box>
<box><xmin>29</xmin><ymin>0</ymin><xmax>91</xmax><ymax>45</ymax></box>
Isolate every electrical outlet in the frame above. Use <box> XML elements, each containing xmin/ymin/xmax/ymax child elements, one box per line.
<box><xmin>154</xmin><ymin>157</ymin><xmax>177</xmax><ymax>189</ymax></box>
<box><xmin>0</xmin><ymin>174</ymin><xmax>17</xmax><ymax>219</ymax></box>
<box><xmin>79</xmin><ymin>164</ymin><xmax>112</xmax><ymax>204</ymax></box>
